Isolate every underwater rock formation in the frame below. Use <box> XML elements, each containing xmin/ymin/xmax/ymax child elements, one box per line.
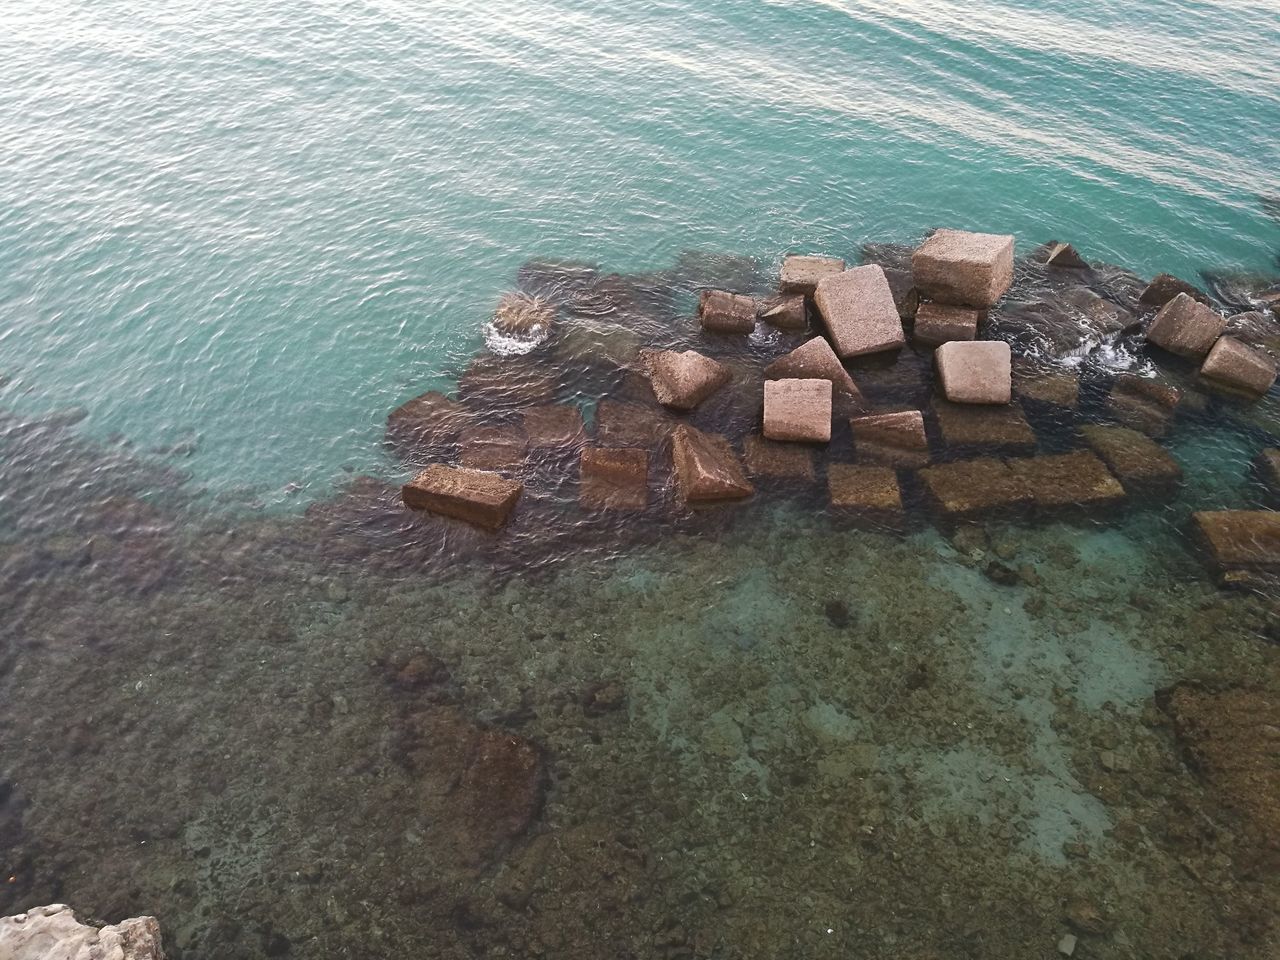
<box><xmin>0</xmin><ymin>904</ymin><xmax>165</xmax><ymax>960</ymax></box>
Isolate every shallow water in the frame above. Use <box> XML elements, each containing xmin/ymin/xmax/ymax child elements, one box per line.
<box><xmin>1</xmin><ymin>1</ymin><xmax>1279</xmax><ymax>958</ymax></box>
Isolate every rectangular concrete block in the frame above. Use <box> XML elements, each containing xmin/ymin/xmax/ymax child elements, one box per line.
<box><xmin>912</xmin><ymin>229</ymin><xmax>1015</xmax><ymax>308</ymax></box>
<box><xmin>744</xmin><ymin>435</ymin><xmax>816</xmax><ymax>480</ymax></box>
<box><xmin>699</xmin><ymin>289</ymin><xmax>756</xmax><ymax>334</ymax></box>
<box><xmin>1008</xmin><ymin>451</ymin><xmax>1126</xmax><ymax>512</ymax></box>
<box><xmin>402</xmin><ymin>464</ymin><xmax>522</xmax><ymax>530</ymax></box>
<box><xmin>935</xmin><ymin>341</ymin><xmax>1012</xmax><ymax>404</ymax></box>
<box><xmin>919</xmin><ymin>458</ymin><xmax>1031</xmax><ymax>517</ymax></box>
<box><xmin>763</xmin><ymin>379</ymin><xmax>833</xmax><ymax>443</ymax></box>
<box><xmin>1193</xmin><ymin>510</ymin><xmax>1280</xmax><ymax>573</ymax></box>
<box><xmin>781</xmin><ymin>254</ymin><xmax>846</xmax><ymax>295</ymax></box>
<box><xmin>828</xmin><ymin>464</ymin><xmax>903</xmax><ymax>513</ymax></box>
<box><xmin>934</xmin><ymin>400</ymin><xmax>1036</xmax><ymax>453</ymax></box>
<box><xmin>813</xmin><ymin>265</ymin><xmax>906</xmax><ymax>359</ymax></box>
<box><xmin>1080</xmin><ymin>424</ymin><xmax>1182</xmax><ymax>495</ymax></box>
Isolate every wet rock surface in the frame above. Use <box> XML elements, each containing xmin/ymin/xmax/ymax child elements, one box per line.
<box><xmin>0</xmin><ymin>904</ymin><xmax>165</xmax><ymax>960</ymax></box>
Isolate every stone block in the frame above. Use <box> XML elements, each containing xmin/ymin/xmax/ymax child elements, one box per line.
<box><xmin>1106</xmin><ymin>373</ymin><xmax>1181</xmax><ymax>436</ymax></box>
<box><xmin>698</xmin><ymin>289</ymin><xmax>756</xmax><ymax>334</ymax></box>
<box><xmin>594</xmin><ymin>399</ymin><xmax>676</xmax><ymax>448</ymax></box>
<box><xmin>913</xmin><ymin>302</ymin><xmax>980</xmax><ymax>347</ymax></box>
<box><xmin>828</xmin><ymin>464</ymin><xmax>903</xmax><ymax>513</ymax></box>
<box><xmin>1015</xmin><ymin>371</ymin><xmax>1079</xmax><ymax>409</ymax></box>
<box><xmin>386</xmin><ymin>390</ymin><xmax>474</xmax><ymax>453</ymax></box>
<box><xmin>760</xmin><ymin>294</ymin><xmax>808</xmax><ymax>330</ymax></box>
<box><xmin>813</xmin><ymin>265</ymin><xmax>906</xmax><ymax>358</ymax></box>
<box><xmin>1008</xmin><ymin>451</ymin><xmax>1126</xmax><ymax>512</ymax></box>
<box><xmin>935</xmin><ymin>340</ymin><xmax>1012</xmax><ymax>404</ymax></box>
<box><xmin>1139</xmin><ymin>273</ymin><xmax>1210</xmax><ymax>308</ymax></box>
<box><xmin>459</xmin><ymin>424</ymin><xmax>529</xmax><ymax>472</ymax></box>
<box><xmin>1193</xmin><ymin>510</ymin><xmax>1280</xmax><ymax>574</ymax></box>
<box><xmin>1146</xmin><ymin>293</ymin><xmax>1226</xmax><ymax>359</ymax></box>
<box><xmin>763</xmin><ymin>378</ymin><xmax>832</xmax><ymax>443</ymax></box>
<box><xmin>521</xmin><ymin>404</ymin><xmax>586</xmax><ymax>449</ymax></box>
<box><xmin>919</xmin><ymin>458</ymin><xmax>1032</xmax><ymax>517</ymax></box>
<box><xmin>911</xmin><ymin>229</ymin><xmax>1015</xmax><ymax>308</ymax></box>
<box><xmin>580</xmin><ymin>447</ymin><xmax>649</xmax><ymax>510</ymax></box>
<box><xmin>1200</xmin><ymin>337</ymin><xmax>1278</xmax><ymax>398</ymax></box>
<box><xmin>402</xmin><ymin>465</ymin><xmax>523</xmax><ymax>530</ymax></box>
<box><xmin>934</xmin><ymin>400</ymin><xmax>1036</xmax><ymax>452</ymax></box>
<box><xmin>764</xmin><ymin>337</ymin><xmax>862</xmax><ymax>399</ymax></box>
<box><xmin>849</xmin><ymin>410</ymin><xmax>929</xmax><ymax>467</ymax></box>
<box><xmin>1080</xmin><ymin>424</ymin><xmax>1182</xmax><ymax>494</ymax></box>
<box><xmin>645</xmin><ymin>349</ymin><xmax>732</xmax><ymax>410</ymax></box>
<box><xmin>744</xmin><ymin>435</ymin><xmax>816</xmax><ymax>480</ymax></box>
<box><xmin>780</xmin><ymin>254</ymin><xmax>846</xmax><ymax>295</ymax></box>
<box><xmin>672</xmin><ymin>424</ymin><xmax>754</xmax><ymax>502</ymax></box>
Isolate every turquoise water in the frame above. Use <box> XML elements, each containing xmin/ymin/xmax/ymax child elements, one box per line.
<box><xmin>2</xmin><ymin>0</ymin><xmax>1278</xmax><ymax>500</ymax></box>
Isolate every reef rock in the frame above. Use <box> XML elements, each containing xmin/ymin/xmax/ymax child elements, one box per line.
<box><xmin>1080</xmin><ymin>424</ymin><xmax>1182</xmax><ymax>495</ymax></box>
<box><xmin>828</xmin><ymin>464</ymin><xmax>903</xmax><ymax>514</ymax></box>
<box><xmin>698</xmin><ymin>289</ymin><xmax>756</xmax><ymax>334</ymax></box>
<box><xmin>744</xmin><ymin>435</ymin><xmax>815</xmax><ymax>480</ymax></box>
<box><xmin>1199</xmin><ymin>337</ymin><xmax>1278</xmax><ymax>399</ymax></box>
<box><xmin>579</xmin><ymin>447</ymin><xmax>649</xmax><ymax>510</ymax></box>
<box><xmin>763</xmin><ymin>379</ymin><xmax>832</xmax><ymax>443</ymax></box>
<box><xmin>759</xmin><ymin>294</ymin><xmax>808</xmax><ymax>330</ymax></box>
<box><xmin>935</xmin><ymin>340</ymin><xmax>1012</xmax><ymax>404</ymax></box>
<box><xmin>763</xmin><ymin>337</ymin><xmax>862</xmax><ymax>399</ymax></box>
<box><xmin>402</xmin><ymin>465</ymin><xmax>523</xmax><ymax>530</ymax></box>
<box><xmin>849</xmin><ymin>410</ymin><xmax>929</xmax><ymax>467</ymax></box>
<box><xmin>813</xmin><ymin>265</ymin><xmax>906</xmax><ymax>358</ymax></box>
<box><xmin>1146</xmin><ymin>293</ymin><xmax>1226</xmax><ymax>359</ymax></box>
<box><xmin>780</xmin><ymin>254</ymin><xmax>845</xmax><ymax>295</ymax></box>
<box><xmin>644</xmin><ymin>349</ymin><xmax>732</xmax><ymax>410</ymax></box>
<box><xmin>0</xmin><ymin>904</ymin><xmax>165</xmax><ymax>960</ymax></box>
<box><xmin>913</xmin><ymin>301</ymin><xmax>980</xmax><ymax>347</ymax></box>
<box><xmin>912</xmin><ymin>229</ymin><xmax>1015</xmax><ymax>308</ymax></box>
<box><xmin>671</xmin><ymin>424</ymin><xmax>753</xmax><ymax>503</ymax></box>
<box><xmin>1139</xmin><ymin>273</ymin><xmax>1210</xmax><ymax>308</ymax></box>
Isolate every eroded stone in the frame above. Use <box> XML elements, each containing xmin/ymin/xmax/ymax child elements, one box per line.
<box><xmin>912</xmin><ymin>229</ymin><xmax>1015</xmax><ymax>308</ymax></box>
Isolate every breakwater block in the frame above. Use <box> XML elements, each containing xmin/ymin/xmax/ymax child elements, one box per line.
<box><xmin>1147</xmin><ymin>293</ymin><xmax>1227</xmax><ymax>359</ymax></box>
<box><xmin>1193</xmin><ymin>511</ymin><xmax>1280</xmax><ymax>578</ymax></box>
<box><xmin>849</xmin><ymin>410</ymin><xmax>929</xmax><ymax>467</ymax></box>
<box><xmin>763</xmin><ymin>378</ymin><xmax>832</xmax><ymax>443</ymax></box>
<box><xmin>402</xmin><ymin>465</ymin><xmax>523</xmax><ymax>530</ymax></box>
<box><xmin>912</xmin><ymin>229</ymin><xmax>1014</xmax><ymax>308</ymax></box>
<box><xmin>580</xmin><ymin>447</ymin><xmax>649</xmax><ymax>510</ymax></box>
<box><xmin>672</xmin><ymin>424</ymin><xmax>753</xmax><ymax>503</ymax></box>
<box><xmin>814</xmin><ymin>265</ymin><xmax>905</xmax><ymax>358</ymax></box>
<box><xmin>1080</xmin><ymin>425</ymin><xmax>1182</xmax><ymax>495</ymax></box>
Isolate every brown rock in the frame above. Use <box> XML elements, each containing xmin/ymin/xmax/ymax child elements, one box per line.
<box><xmin>402</xmin><ymin>465</ymin><xmax>523</xmax><ymax>530</ymax></box>
<box><xmin>458</xmin><ymin>356</ymin><xmax>559</xmax><ymax>408</ymax></box>
<box><xmin>760</xmin><ymin>294</ymin><xmax>808</xmax><ymax>330</ymax></box>
<box><xmin>913</xmin><ymin>302</ymin><xmax>980</xmax><ymax>347</ymax></box>
<box><xmin>1016</xmin><ymin>371</ymin><xmax>1080</xmax><ymax>409</ymax></box>
<box><xmin>580</xmin><ymin>447</ymin><xmax>648</xmax><ymax>510</ymax></box>
<box><xmin>1193</xmin><ymin>510</ymin><xmax>1280</xmax><ymax>574</ymax></box>
<box><xmin>459</xmin><ymin>424</ymin><xmax>529</xmax><ymax>472</ymax></box>
<box><xmin>849</xmin><ymin>410</ymin><xmax>929</xmax><ymax>467</ymax></box>
<box><xmin>1139</xmin><ymin>273</ymin><xmax>1209</xmax><ymax>308</ymax></box>
<box><xmin>912</xmin><ymin>229</ymin><xmax>1015</xmax><ymax>308</ymax></box>
<box><xmin>386</xmin><ymin>390</ymin><xmax>473</xmax><ymax>452</ymax></box>
<box><xmin>935</xmin><ymin>340</ymin><xmax>1012</xmax><ymax>404</ymax></box>
<box><xmin>672</xmin><ymin>424</ymin><xmax>753</xmax><ymax>502</ymax></box>
<box><xmin>919</xmin><ymin>458</ymin><xmax>1032</xmax><ymax>517</ymax></box>
<box><xmin>1146</xmin><ymin>293</ymin><xmax>1226</xmax><ymax>359</ymax></box>
<box><xmin>595</xmin><ymin>399</ymin><xmax>676</xmax><ymax>448</ymax></box>
<box><xmin>764</xmin><ymin>337</ymin><xmax>863</xmax><ymax>399</ymax></box>
<box><xmin>744</xmin><ymin>435</ymin><xmax>816</xmax><ymax>480</ymax></box>
<box><xmin>522</xmin><ymin>404</ymin><xmax>587</xmax><ymax>448</ymax></box>
<box><xmin>699</xmin><ymin>289</ymin><xmax>756</xmax><ymax>334</ymax></box>
<box><xmin>828</xmin><ymin>464</ymin><xmax>902</xmax><ymax>513</ymax></box>
<box><xmin>763</xmin><ymin>379</ymin><xmax>832</xmax><ymax>443</ymax></box>
<box><xmin>1200</xmin><ymin>336</ymin><xmax>1278</xmax><ymax>398</ymax></box>
<box><xmin>934</xmin><ymin>400</ymin><xmax>1036</xmax><ymax>452</ymax></box>
<box><xmin>1008</xmin><ymin>451</ymin><xmax>1126</xmax><ymax>512</ymax></box>
<box><xmin>813</xmin><ymin>265</ymin><xmax>907</xmax><ymax>358</ymax></box>
<box><xmin>1045</xmin><ymin>242</ymin><xmax>1089</xmax><ymax>269</ymax></box>
<box><xmin>780</xmin><ymin>254</ymin><xmax>846</xmax><ymax>295</ymax></box>
<box><xmin>1080</xmin><ymin>424</ymin><xmax>1182</xmax><ymax>494</ymax></box>
<box><xmin>645</xmin><ymin>349</ymin><xmax>732</xmax><ymax>410</ymax></box>
<box><xmin>1106</xmin><ymin>373</ymin><xmax>1181</xmax><ymax>436</ymax></box>
<box><xmin>459</xmin><ymin>726</ymin><xmax>546</xmax><ymax>863</ymax></box>
<box><xmin>1256</xmin><ymin>448</ymin><xmax>1280</xmax><ymax>496</ymax></box>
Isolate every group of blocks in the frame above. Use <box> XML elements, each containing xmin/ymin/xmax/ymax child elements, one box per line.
<box><xmin>1145</xmin><ymin>293</ymin><xmax>1278</xmax><ymax>398</ymax></box>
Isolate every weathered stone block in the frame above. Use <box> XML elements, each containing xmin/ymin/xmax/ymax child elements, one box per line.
<box><xmin>919</xmin><ymin>458</ymin><xmax>1031</xmax><ymax>517</ymax></box>
<box><xmin>1200</xmin><ymin>337</ymin><xmax>1278</xmax><ymax>398</ymax></box>
<box><xmin>764</xmin><ymin>337</ymin><xmax>862</xmax><ymax>399</ymax></box>
<box><xmin>913</xmin><ymin>302</ymin><xmax>980</xmax><ymax>347</ymax></box>
<box><xmin>1193</xmin><ymin>510</ymin><xmax>1280</xmax><ymax>574</ymax></box>
<box><xmin>828</xmin><ymin>464</ymin><xmax>902</xmax><ymax>513</ymax></box>
<box><xmin>780</xmin><ymin>254</ymin><xmax>846</xmax><ymax>295</ymax></box>
<box><xmin>1080</xmin><ymin>424</ymin><xmax>1182</xmax><ymax>494</ymax></box>
<box><xmin>645</xmin><ymin>349</ymin><xmax>732</xmax><ymax>410</ymax></box>
<box><xmin>760</xmin><ymin>294</ymin><xmax>808</xmax><ymax>330</ymax></box>
<box><xmin>1139</xmin><ymin>273</ymin><xmax>1209</xmax><ymax>308</ymax></box>
<box><xmin>744</xmin><ymin>435</ymin><xmax>816</xmax><ymax>480</ymax></box>
<box><xmin>1008</xmin><ymin>451</ymin><xmax>1126</xmax><ymax>512</ymax></box>
<box><xmin>849</xmin><ymin>410</ymin><xmax>929</xmax><ymax>467</ymax></box>
<box><xmin>403</xmin><ymin>465</ymin><xmax>523</xmax><ymax>530</ymax></box>
<box><xmin>580</xmin><ymin>447</ymin><xmax>649</xmax><ymax>510</ymax></box>
<box><xmin>935</xmin><ymin>340</ymin><xmax>1012</xmax><ymax>404</ymax></box>
<box><xmin>1015</xmin><ymin>371</ymin><xmax>1079</xmax><ymax>409</ymax></box>
<box><xmin>386</xmin><ymin>390</ymin><xmax>473</xmax><ymax>453</ymax></box>
<box><xmin>594</xmin><ymin>399</ymin><xmax>676</xmax><ymax>448</ymax></box>
<box><xmin>934</xmin><ymin>400</ymin><xmax>1036</xmax><ymax>452</ymax></box>
<box><xmin>763</xmin><ymin>378</ymin><xmax>832</xmax><ymax>443</ymax></box>
<box><xmin>459</xmin><ymin>424</ymin><xmax>529</xmax><ymax>472</ymax></box>
<box><xmin>1146</xmin><ymin>293</ymin><xmax>1226</xmax><ymax>359</ymax></box>
<box><xmin>698</xmin><ymin>289</ymin><xmax>756</xmax><ymax>334</ymax></box>
<box><xmin>912</xmin><ymin>229</ymin><xmax>1015</xmax><ymax>308</ymax></box>
<box><xmin>672</xmin><ymin>424</ymin><xmax>753</xmax><ymax>502</ymax></box>
<box><xmin>522</xmin><ymin>404</ymin><xmax>586</xmax><ymax>448</ymax></box>
<box><xmin>813</xmin><ymin>265</ymin><xmax>906</xmax><ymax>358</ymax></box>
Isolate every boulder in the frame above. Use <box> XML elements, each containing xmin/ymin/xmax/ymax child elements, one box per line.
<box><xmin>1080</xmin><ymin>424</ymin><xmax>1182</xmax><ymax>494</ymax></box>
<box><xmin>1106</xmin><ymin>373</ymin><xmax>1182</xmax><ymax>436</ymax></box>
<box><xmin>759</xmin><ymin>294</ymin><xmax>808</xmax><ymax>330</ymax></box>
<box><xmin>402</xmin><ymin>465</ymin><xmax>523</xmax><ymax>530</ymax></box>
<box><xmin>913</xmin><ymin>302</ymin><xmax>980</xmax><ymax>347</ymax></box>
<box><xmin>828</xmin><ymin>464</ymin><xmax>903</xmax><ymax>514</ymax></box>
<box><xmin>763</xmin><ymin>379</ymin><xmax>832</xmax><ymax>443</ymax></box>
<box><xmin>780</xmin><ymin>254</ymin><xmax>846</xmax><ymax>295</ymax></box>
<box><xmin>671</xmin><ymin>424</ymin><xmax>753</xmax><ymax>502</ymax></box>
<box><xmin>813</xmin><ymin>265</ymin><xmax>906</xmax><ymax>358</ymax></box>
<box><xmin>645</xmin><ymin>349</ymin><xmax>732</xmax><ymax>410</ymax></box>
<box><xmin>386</xmin><ymin>390</ymin><xmax>473</xmax><ymax>454</ymax></box>
<box><xmin>580</xmin><ymin>447</ymin><xmax>649</xmax><ymax>510</ymax></box>
<box><xmin>1015</xmin><ymin>371</ymin><xmax>1079</xmax><ymax>409</ymax></box>
<box><xmin>0</xmin><ymin>904</ymin><xmax>165</xmax><ymax>960</ymax></box>
<box><xmin>1193</xmin><ymin>510</ymin><xmax>1280</xmax><ymax>575</ymax></box>
<box><xmin>911</xmin><ymin>229</ymin><xmax>1015</xmax><ymax>308</ymax></box>
<box><xmin>1138</xmin><ymin>273</ymin><xmax>1210</xmax><ymax>308</ymax></box>
<box><xmin>1146</xmin><ymin>293</ymin><xmax>1226</xmax><ymax>359</ymax></box>
<box><xmin>459</xmin><ymin>424</ymin><xmax>529</xmax><ymax>472</ymax></box>
<box><xmin>1199</xmin><ymin>337</ymin><xmax>1278</xmax><ymax>399</ymax></box>
<box><xmin>849</xmin><ymin>410</ymin><xmax>929</xmax><ymax>467</ymax></box>
<box><xmin>763</xmin><ymin>337</ymin><xmax>863</xmax><ymax>399</ymax></box>
<box><xmin>594</xmin><ymin>399</ymin><xmax>676</xmax><ymax>448</ymax></box>
<box><xmin>744</xmin><ymin>435</ymin><xmax>816</xmax><ymax>480</ymax></box>
<box><xmin>521</xmin><ymin>404</ymin><xmax>587</xmax><ymax>449</ymax></box>
<box><xmin>1008</xmin><ymin>451</ymin><xmax>1126</xmax><ymax>512</ymax></box>
<box><xmin>935</xmin><ymin>340</ymin><xmax>1012</xmax><ymax>404</ymax></box>
<box><xmin>1044</xmin><ymin>242</ymin><xmax>1089</xmax><ymax>270</ymax></box>
<box><xmin>933</xmin><ymin>400</ymin><xmax>1036</xmax><ymax>453</ymax></box>
<box><xmin>698</xmin><ymin>289</ymin><xmax>756</xmax><ymax>334</ymax></box>
<box><xmin>919</xmin><ymin>458</ymin><xmax>1032</xmax><ymax>517</ymax></box>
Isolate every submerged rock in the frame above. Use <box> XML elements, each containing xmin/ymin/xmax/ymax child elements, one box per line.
<box><xmin>1146</xmin><ymin>294</ymin><xmax>1226</xmax><ymax>359</ymax></box>
<box><xmin>912</xmin><ymin>229</ymin><xmax>1015</xmax><ymax>308</ymax></box>
<box><xmin>402</xmin><ymin>465</ymin><xmax>523</xmax><ymax>531</ymax></box>
<box><xmin>813</xmin><ymin>265</ymin><xmax>906</xmax><ymax>358</ymax></box>
<box><xmin>644</xmin><ymin>349</ymin><xmax>732</xmax><ymax>410</ymax></box>
<box><xmin>763</xmin><ymin>378</ymin><xmax>832</xmax><ymax>443</ymax></box>
<box><xmin>0</xmin><ymin>904</ymin><xmax>165</xmax><ymax>960</ymax></box>
<box><xmin>849</xmin><ymin>409</ymin><xmax>929</xmax><ymax>467</ymax></box>
<box><xmin>935</xmin><ymin>340</ymin><xmax>1012</xmax><ymax>404</ymax></box>
<box><xmin>671</xmin><ymin>424</ymin><xmax>753</xmax><ymax>503</ymax></box>
<box><xmin>1192</xmin><ymin>510</ymin><xmax>1280</xmax><ymax>578</ymax></box>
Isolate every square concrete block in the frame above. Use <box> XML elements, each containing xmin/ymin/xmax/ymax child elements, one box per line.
<box><xmin>763</xmin><ymin>378</ymin><xmax>832</xmax><ymax>443</ymax></box>
<box><xmin>781</xmin><ymin>254</ymin><xmax>846</xmax><ymax>295</ymax></box>
<box><xmin>912</xmin><ymin>229</ymin><xmax>1015</xmax><ymax>308</ymax></box>
<box><xmin>744</xmin><ymin>435</ymin><xmax>816</xmax><ymax>480</ymax></box>
<box><xmin>935</xmin><ymin>340</ymin><xmax>1012</xmax><ymax>404</ymax></box>
<box><xmin>699</xmin><ymin>289</ymin><xmax>757</xmax><ymax>334</ymax></box>
<box><xmin>402</xmin><ymin>465</ymin><xmax>522</xmax><ymax>530</ymax></box>
<box><xmin>828</xmin><ymin>464</ymin><xmax>903</xmax><ymax>513</ymax></box>
<box><xmin>1147</xmin><ymin>293</ymin><xmax>1227</xmax><ymax>359</ymax></box>
<box><xmin>849</xmin><ymin>410</ymin><xmax>929</xmax><ymax>467</ymax></box>
<box><xmin>1200</xmin><ymin>337</ymin><xmax>1278</xmax><ymax>398</ymax></box>
<box><xmin>934</xmin><ymin>400</ymin><xmax>1036</xmax><ymax>453</ymax></box>
<box><xmin>580</xmin><ymin>447</ymin><xmax>649</xmax><ymax>510</ymax></box>
<box><xmin>913</xmin><ymin>302</ymin><xmax>980</xmax><ymax>347</ymax></box>
<box><xmin>813</xmin><ymin>265</ymin><xmax>906</xmax><ymax>359</ymax></box>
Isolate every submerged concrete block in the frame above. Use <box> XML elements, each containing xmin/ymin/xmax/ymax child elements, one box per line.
<box><xmin>828</xmin><ymin>464</ymin><xmax>903</xmax><ymax>514</ymax></box>
<box><xmin>764</xmin><ymin>337</ymin><xmax>863</xmax><ymax>399</ymax></box>
<box><xmin>580</xmin><ymin>447</ymin><xmax>649</xmax><ymax>510</ymax></box>
<box><xmin>763</xmin><ymin>378</ymin><xmax>833</xmax><ymax>443</ymax></box>
<box><xmin>913</xmin><ymin>302</ymin><xmax>980</xmax><ymax>347</ymax></box>
<box><xmin>919</xmin><ymin>458</ymin><xmax>1031</xmax><ymax>517</ymax></box>
<box><xmin>672</xmin><ymin>424</ymin><xmax>754</xmax><ymax>502</ymax></box>
<box><xmin>645</xmin><ymin>349</ymin><xmax>732</xmax><ymax>410</ymax></box>
<box><xmin>813</xmin><ymin>265</ymin><xmax>906</xmax><ymax>358</ymax></box>
<box><xmin>934</xmin><ymin>400</ymin><xmax>1036</xmax><ymax>453</ymax></box>
<box><xmin>912</xmin><ymin>229</ymin><xmax>1015</xmax><ymax>308</ymax></box>
<box><xmin>521</xmin><ymin>404</ymin><xmax>586</xmax><ymax>449</ymax></box>
<box><xmin>402</xmin><ymin>465</ymin><xmax>523</xmax><ymax>530</ymax></box>
<box><xmin>1016</xmin><ymin>371</ymin><xmax>1080</xmax><ymax>409</ymax></box>
<box><xmin>935</xmin><ymin>341</ymin><xmax>1012</xmax><ymax>404</ymax></box>
<box><xmin>849</xmin><ymin>410</ymin><xmax>929</xmax><ymax>467</ymax></box>
<box><xmin>744</xmin><ymin>435</ymin><xmax>816</xmax><ymax>480</ymax></box>
<box><xmin>781</xmin><ymin>254</ymin><xmax>846</xmax><ymax>295</ymax></box>
<box><xmin>386</xmin><ymin>390</ymin><xmax>474</xmax><ymax>452</ymax></box>
<box><xmin>1146</xmin><ymin>293</ymin><xmax>1226</xmax><ymax>359</ymax></box>
<box><xmin>760</xmin><ymin>294</ymin><xmax>808</xmax><ymax>330</ymax></box>
<box><xmin>1193</xmin><ymin>510</ymin><xmax>1280</xmax><ymax>575</ymax></box>
<box><xmin>1080</xmin><ymin>424</ymin><xmax>1182</xmax><ymax>495</ymax></box>
<box><xmin>1105</xmin><ymin>373</ymin><xmax>1182</xmax><ymax>437</ymax></box>
<box><xmin>594</xmin><ymin>399</ymin><xmax>676</xmax><ymax>448</ymax></box>
<box><xmin>699</xmin><ymin>289</ymin><xmax>756</xmax><ymax>334</ymax></box>
<box><xmin>1200</xmin><ymin>337</ymin><xmax>1278</xmax><ymax>399</ymax></box>
<box><xmin>459</xmin><ymin>424</ymin><xmax>529</xmax><ymax>472</ymax></box>
<box><xmin>1008</xmin><ymin>451</ymin><xmax>1126</xmax><ymax>512</ymax></box>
